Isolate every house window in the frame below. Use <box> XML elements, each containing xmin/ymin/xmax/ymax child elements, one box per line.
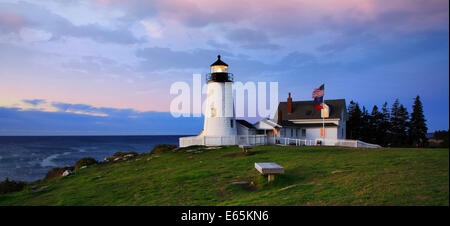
<box><xmin>291</xmin><ymin>128</ymin><xmax>293</xmax><ymax>137</ymax></box>
<box><xmin>281</xmin><ymin>129</ymin><xmax>285</xmax><ymax>136</ymax></box>
<box><xmin>296</xmin><ymin>129</ymin><xmax>299</xmax><ymax>137</ymax></box>
<box><xmin>301</xmin><ymin>129</ymin><xmax>306</xmax><ymax>137</ymax></box>
<box><xmin>230</xmin><ymin>120</ymin><xmax>233</xmax><ymax>128</ymax></box>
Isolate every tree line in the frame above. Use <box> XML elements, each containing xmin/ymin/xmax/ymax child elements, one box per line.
<box><xmin>346</xmin><ymin>95</ymin><xmax>428</xmax><ymax>147</ymax></box>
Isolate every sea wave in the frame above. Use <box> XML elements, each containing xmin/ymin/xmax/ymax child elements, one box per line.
<box><xmin>40</xmin><ymin>154</ymin><xmax>60</xmax><ymax>167</ymax></box>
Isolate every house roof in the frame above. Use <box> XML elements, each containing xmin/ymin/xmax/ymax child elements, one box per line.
<box><xmin>254</xmin><ymin>119</ymin><xmax>281</xmax><ymax>130</ymax></box>
<box><xmin>277</xmin><ymin>99</ymin><xmax>346</xmax><ymax>120</ymax></box>
<box><xmin>236</xmin><ymin>119</ymin><xmax>255</xmax><ymax>129</ymax></box>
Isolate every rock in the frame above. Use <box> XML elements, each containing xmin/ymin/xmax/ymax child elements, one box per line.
<box><xmin>231</xmin><ymin>181</ymin><xmax>250</xmax><ymax>185</ymax></box>
<box><xmin>62</xmin><ymin>170</ymin><xmax>72</xmax><ymax>177</ymax></box>
<box><xmin>32</xmin><ymin>185</ymin><xmax>49</xmax><ymax>193</ymax></box>
<box><xmin>124</xmin><ymin>154</ymin><xmax>135</xmax><ymax>158</ymax></box>
<box><xmin>331</xmin><ymin>170</ymin><xmax>344</xmax><ymax>174</ymax></box>
<box><xmin>279</xmin><ymin>184</ymin><xmax>297</xmax><ymax>191</ymax></box>
<box><xmin>113</xmin><ymin>157</ymin><xmax>121</xmax><ymax>161</ymax></box>
<box><xmin>80</xmin><ymin>166</ymin><xmax>87</xmax><ymax>169</ymax></box>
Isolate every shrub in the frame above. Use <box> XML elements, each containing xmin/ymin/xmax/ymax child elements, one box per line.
<box><xmin>44</xmin><ymin>166</ymin><xmax>74</xmax><ymax>181</ymax></box>
<box><xmin>104</xmin><ymin>151</ymin><xmax>139</xmax><ymax>162</ymax></box>
<box><xmin>0</xmin><ymin>178</ymin><xmax>27</xmax><ymax>194</ymax></box>
<box><xmin>74</xmin><ymin>157</ymin><xmax>98</xmax><ymax>170</ymax></box>
<box><xmin>151</xmin><ymin>144</ymin><xmax>177</xmax><ymax>155</ymax></box>
<box><xmin>113</xmin><ymin>151</ymin><xmax>138</xmax><ymax>158</ymax></box>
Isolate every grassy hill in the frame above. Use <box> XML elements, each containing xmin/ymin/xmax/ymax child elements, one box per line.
<box><xmin>0</xmin><ymin>145</ymin><xmax>448</xmax><ymax>206</ymax></box>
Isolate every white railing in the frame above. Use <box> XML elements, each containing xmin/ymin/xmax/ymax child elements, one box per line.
<box><xmin>278</xmin><ymin>137</ymin><xmax>316</xmax><ymax>146</ymax></box>
<box><xmin>180</xmin><ymin>135</ymin><xmax>381</xmax><ymax>148</ymax></box>
<box><xmin>179</xmin><ymin>135</ymin><xmax>273</xmax><ymax>147</ymax></box>
<box><xmin>277</xmin><ymin>137</ymin><xmax>381</xmax><ymax>148</ymax></box>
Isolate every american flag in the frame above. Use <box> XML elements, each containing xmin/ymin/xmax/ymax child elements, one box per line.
<box><xmin>312</xmin><ymin>84</ymin><xmax>324</xmax><ymax>98</ymax></box>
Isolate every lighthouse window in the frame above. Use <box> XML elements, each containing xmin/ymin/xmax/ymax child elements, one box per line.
<box><xmin>230</xmin><ymin>120</ymin><xmax>233</xmax><ymax>128</ymax></box>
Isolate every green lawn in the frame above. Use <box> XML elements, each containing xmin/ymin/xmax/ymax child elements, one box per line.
<box><xmin>0</xmin><ymin>146</ymin><xmax>448</xmax><ymax>206</ymax></box>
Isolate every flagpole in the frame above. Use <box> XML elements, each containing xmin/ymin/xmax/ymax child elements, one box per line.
<box><xmin>322</xmin><ymin>92</ymin><xmax>325</xmax><ymax>140</ymax></box>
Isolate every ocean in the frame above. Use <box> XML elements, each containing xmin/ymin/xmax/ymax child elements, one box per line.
<box><xmin>0</xmin><ymin>136</ymin><xmax>183</xmax><ymax>182</ymax></box>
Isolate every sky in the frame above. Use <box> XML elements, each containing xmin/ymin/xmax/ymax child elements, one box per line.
<box><xmin>0</xmin><ymin>0</ymin><xmax>448</xmax><ymax>135</ymax></box>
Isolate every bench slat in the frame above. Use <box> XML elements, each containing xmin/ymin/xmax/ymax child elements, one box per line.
<box><xmin>255</xmin><ymin>162</ymin><xmax>285</xmax><ymax>175</ymax></box>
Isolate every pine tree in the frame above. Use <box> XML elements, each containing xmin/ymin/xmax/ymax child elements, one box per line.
<box><xmin>347</xmin><ymin>101</ymin><xmax>362</xmax><ymax>140</ymax></box>
<box><xmin>360</xmin><ymin>106</ymin><xmax>371</xmax><ymax>142</ymax></box>
<box><xmin>390</xmin><ymin>99</ymin><xmax>409</xmax><ymax>147</ymax></box>
<box><xmin>379</xmin><ymin>102</ymin><xmax>391</xmax><ymax>146</ymax></box>
<box><xmin>398</xmin><ymin>104</ymin><xmax>410</xmax><ymax>146</ymax></box>
<box><xmin>370</xmin><ymin>105</ymin><xmax>383</xmax><ymax>144</ymax></box>
<box><xmin>409</xmin><ymin>95</ymin><xmax>428</xmax><ymax>147</ymax></box>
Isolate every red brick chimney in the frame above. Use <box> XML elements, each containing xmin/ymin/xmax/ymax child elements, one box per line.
<box><xmin>287</xmin><ymin>92</ymin><xmax>292</xmax><ymax>114</ymax></box>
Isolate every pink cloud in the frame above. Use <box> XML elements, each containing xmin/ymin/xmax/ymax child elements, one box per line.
<box><xmin>92</xmin><ymin>0</ymin><xmax>447</xmax><ymax>34</ymax></box>
<box><xmin>0</xmin><ymin>11</ymin><xmax>27</xmax><ymax>31</ymax></box>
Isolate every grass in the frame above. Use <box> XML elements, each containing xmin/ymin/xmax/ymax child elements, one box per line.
<box><xmin>0</xmin><ymin>146</ymin><xmax>448</xmax><ymax>206</ymax></box>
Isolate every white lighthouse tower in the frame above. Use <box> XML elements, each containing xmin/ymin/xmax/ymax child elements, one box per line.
<box><xmin>203</xmin><ymin>55</ymin><xmax>237</xmax><ymax>137</ymax></box>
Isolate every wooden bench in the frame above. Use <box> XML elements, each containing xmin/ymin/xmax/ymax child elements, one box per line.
<box><xmin>239</xmin><ymin>145</ymin><xmax>253</xmax><ymax>153</ymax></box>
<box><xmin>254</xmin><ymin>162</ymin><xmax>285</xmax><ymax>182</ymax></box>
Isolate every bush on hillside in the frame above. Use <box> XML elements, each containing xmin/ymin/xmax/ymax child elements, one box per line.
<box><xmin>0</xmin><ymin>178</ymin><xmax>27</xmax><ymax>194</ymax></box>
<box><xmin>44</xmin><ymin>166</ymin><xmax>74</xmax><ymax>181</ymax></box>
<box><xmin>104</xmin><ymin>151</ymin><xmax>139</xmax><ymax>162</ymax></box>
<box><xmin>74</xmin><ymin>157</ymin><xmax>98</xmax><ymax>170</ymax></box>
<box><xmin>113</xmin><ymin>151</ymin><xmax>139</xmax><ymax>158</ymax></box>
<box><xmin>150</xmin><ymin>144</ymin><xmax>177</xmax><ymax>155</ymax></box>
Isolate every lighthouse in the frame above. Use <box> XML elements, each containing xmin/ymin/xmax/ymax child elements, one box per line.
<box><xmin>179</xmin><ymin>55</ymin><xmax>276</xmax><ymax>147</ymax></box>
<box><xmin>202</xmin><ymin>55</ymin><xmax>237</xmax><ymax>137</ymax></box>
<box><xmin>179</xmin><ymin>55</ymin><xmax>264</xmax><ymax>147</ymax></box>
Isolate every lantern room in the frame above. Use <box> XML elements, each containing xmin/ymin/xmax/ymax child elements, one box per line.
<box><xmin>210</xmin><ymin>55</ymin><xmax>228</xmax><ymax>73</ymax></box>
<box><xmin>207</xmin><ymin>55</ymin><xmax>233</xmax><ymax>83</ymax></box>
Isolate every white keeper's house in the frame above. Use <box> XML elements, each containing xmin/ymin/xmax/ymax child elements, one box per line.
<box><xmin>179</xmin><ymin>56</ymin><xmax>380</xmax><ymax>148</ymax></box>
<box><xmin>272</xmin><ymin>95</ymin><xmax>347</xmax><ymax>141</ymax></box>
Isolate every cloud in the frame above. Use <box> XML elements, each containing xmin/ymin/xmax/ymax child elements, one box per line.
<box><xmin>22</xmin><ymin>99</ymin><xmax>46</xmax><ymax>106</ymax></box>
<box><xmin>0</xmin><ymin>104</ymin><xmax>203</xmax><ymax>135</ymax></box>
<box><xmin>139</xmin><ymin>20</ymin><xmax>163</xmax><ymax>38</ymax></box>
<box><xmin>136</xmin><ymin>47</ymin><xmax>234</xmax><ymax>71</ymax></box>
<box><xmin>0</xmin><ymin>10</ymin><xmax>27</xmax><ymax>32</ymax></box>
<box><xmin>0</xmin><ymin>1</ymin><xmax>141</xmax><ymax>44</ymax></box>
<box><xmin>91</xmin><ymin>0</ymin><xmax>448</xmax><ymax>35</ymax></box>
<box><xmin>206</xmin><ymin>40</ymin><xmax>229</xmax><ymax>49</ymax></box>
<box><xmin>224</xmin><ymin>28</ymin><xmax>280</xmax><ymax>50</ymax></box>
